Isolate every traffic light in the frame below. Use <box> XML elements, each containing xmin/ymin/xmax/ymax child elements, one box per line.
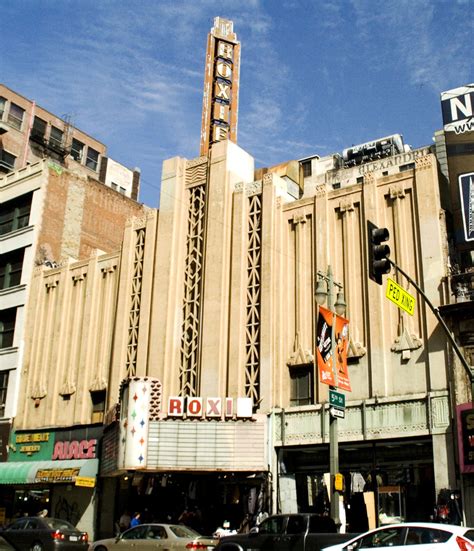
<box><xmin>368</xmin><ymin>220</ymin><xmax>390</xmax><ymax>285</ymax></box>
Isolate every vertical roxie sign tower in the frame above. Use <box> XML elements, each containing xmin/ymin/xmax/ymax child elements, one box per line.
<box><xmin>200</xmin><ymin>17</ymin><xmax>240</xmax><ymax>156</ymax></box>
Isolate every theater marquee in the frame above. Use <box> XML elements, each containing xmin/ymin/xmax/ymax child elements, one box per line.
<box><xmin>200</xmin><ymin>17</ymin><xmax>240</xmax><ymax>156</ymax></box>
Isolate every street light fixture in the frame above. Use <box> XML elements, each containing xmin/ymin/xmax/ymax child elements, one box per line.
<box><xmin>315</xmin><ymin>265</ymin><xmax>346</xmax><ymax>529</ymax></box>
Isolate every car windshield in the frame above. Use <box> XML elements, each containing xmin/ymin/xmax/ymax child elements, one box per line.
<box><xmin>169</xmin><ymin>525</ymin><xmax>200</xmax><ymax>537</ymax></box>
<box><xmin>44</xmin><ymin>518</ymin><xmax>77</xmax><ymax>531</ymax></box>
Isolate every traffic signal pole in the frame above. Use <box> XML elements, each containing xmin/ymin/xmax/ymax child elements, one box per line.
<box><xmin>389</xmin><ymin>259</ymin><xmax>474</xmax><ymax>399</ymax></box>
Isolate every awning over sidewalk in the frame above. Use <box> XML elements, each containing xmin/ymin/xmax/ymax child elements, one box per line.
<box><xmin>0</xmin><ymin>462</ymin><xmax>34</xmax><ymax>484</ymax></box>
<box><xmin>0</xmin><ymin>459</ymin><xmax>99</xmax><ymax>485</ymax></box>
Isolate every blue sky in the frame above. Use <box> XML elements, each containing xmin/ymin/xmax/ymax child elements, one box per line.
<box><xmin>2</xmin><ymin>0</ymin><xmax>473</xmax><ymax>207</ymax></box>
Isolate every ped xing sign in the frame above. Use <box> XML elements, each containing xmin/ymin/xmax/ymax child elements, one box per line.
<box><xmin>386</xmin><ymin>278</ymin><xmax>416</xmax><ymax>316</ymax></box>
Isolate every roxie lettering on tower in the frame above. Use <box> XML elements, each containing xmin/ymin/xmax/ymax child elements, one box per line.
<box><xmin>200</xmin><ymin>17</ymin><xmax>240</xmax><ymax>156</ymax></box>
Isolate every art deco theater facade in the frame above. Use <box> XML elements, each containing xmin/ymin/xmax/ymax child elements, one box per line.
<box><xmin>1</xmin><ymin>19</ymin><xmax>473</xmax><ymax>538</ymax></box>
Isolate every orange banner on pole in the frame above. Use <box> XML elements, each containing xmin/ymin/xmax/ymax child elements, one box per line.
<box><xmin>335</xmin><ymin>313</ymin><xmax>351</xmax><ymax>391</ymax></box>
<box><xmin>316</xmin><ymin>306</ymin><xmax>351</xmax><ymax>391</ymax></box>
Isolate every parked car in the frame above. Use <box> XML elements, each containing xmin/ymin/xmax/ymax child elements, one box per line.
<box><xmin>215</xmin><ymin>513</ymin><xmax>357</xmax><ymax>551</ymax></box>
<box><xmin>0</xmin><ymin>536</ymin><xmax>17</xmax><ymax>551</ymax></box>
<box><xmin>1</xmin><ymin>516</ymin><xmax>88</xmax><ymax>551</ymax></box>
<box><xmin>322</xmin><ymin>522</ymin><xmax>474</xmax><ymax>551</ymax></box>
<box><xmin>89</xmin><ymin>523</ymin><xmax>218</xmax><ymax>550</ymax></box>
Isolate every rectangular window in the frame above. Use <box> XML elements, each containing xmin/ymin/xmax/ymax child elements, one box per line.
<box><xmin>302</xmin><ymin>160</ymin><xmax>312</xmax><ymax>177</ymax></box>
<box><xmin>70</xmin><ymin>138</ymin><xmax>85</xmax><ymax>162</ymax></box>
<box><xmin>289</xmin><ymin>365</ymin><xmax>313</xmax><ymax>406</ymax></box>
<box><xmin>0</xmin><ymin>308</ymin><xmax>16</xmax><ymax>349</ymax></box>
<box><xmin>400</xmin><ymin>163</ymin><xmax>415</xmax><ymax>172</ymax></box>
<box><xmin>0</xmin><ymin>193</ymin><xmax>32</xmax><ymax>235</ymax></box>
<box><xmin>91</xmin><ymin>390</ymin><xmax>106</xmax><ymax>423</ymax></box>
<box><xmin>30</xmin><ymin>117</ymin><xmax>47</xmax><ymax>141</ymax></box>
<box><xmin>85</xmin><ymin>147</ymin><xmax>99</xmax><ymax>171</ymax></box>
<box><xmin>0</xmin><ymin>149</ymin><xmax>16</xmax><ymax>173</ymax></box>
<box><xmin>0</xmin><ymin>97</ymin><xmax>6</xmax><ymax>120</ymax></box>
<box><xmin>7</xmin><ymin>103</ymin><xmax>25</xmax><ymax>130</ymax></box>
<box><xmin>49</xmin><ymin>126</ymin><xmax>64</xmax><ymax>149</ymax></box>
<box><xmin>0</xmin><ymin>249</ymin><xmax>25</xmax><ymax>289</ymax></box>
<box><xmin>0</xmin><ymin>371</ymin><xmax>8</xmax><ymax>417</ymax></box>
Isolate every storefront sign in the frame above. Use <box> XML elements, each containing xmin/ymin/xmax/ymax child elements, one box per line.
<box><xmin>459</xmin><ymin>173</ymin><xmax>474</xmax><ymax>242</ymax></box>
<box><xmin>167</xmin><ymin>396</ymin><xmax>253</xmax><ymax>418</ymax></box>
<box><xmin>16</xmin><ymin>433</ymin><xmax>50</xmax><ymax>456</ymax></box>
<box><xmin>75</xmin><ymin>476</ymin><xmax>96</xmax><ymax>488</ymax></box>
<box><xmin>8</xmin><ymin>431</ymin><xmax>53</xmax><ymax>461</ymax></box>
<box><xmin>16</xmin><ymin>433</ymin><xmax>50</xmax><ymax>443</ymax></box>
<box><xmin>35</xmin><ymin>468</ymin><xmax>80</xmax><ymax>483</ymax></box>
<box><xmin>441</xmin><ymin>84</ymin><xmax>474</xmax><ymax>134</ymax></box>
<box><xmin>52</xmin><ymin>439</ymin><xmax>97</xmax><ymax>460</ymax></box>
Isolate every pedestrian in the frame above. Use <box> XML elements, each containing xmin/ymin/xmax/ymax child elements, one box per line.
<box><xmin>119</xmin><ymin>510</ymin><xmax>131</xmax><ymax>532</ymax></box>
<box><xmin>130</xmin><ymin>512</ymin><xmax>141</xmax><ymax>527</ymax></box>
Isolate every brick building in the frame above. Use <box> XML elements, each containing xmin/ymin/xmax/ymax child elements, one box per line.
<box><xmin>0</xmin><ymin>84</ymin><xmax>140</xmax><ymax>200</ymax></box>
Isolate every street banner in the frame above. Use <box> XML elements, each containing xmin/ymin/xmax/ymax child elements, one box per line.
<box><xmin>316</xmin><ymin>306</ymin><xmax>351</xmax><ymax>391</ymax></box>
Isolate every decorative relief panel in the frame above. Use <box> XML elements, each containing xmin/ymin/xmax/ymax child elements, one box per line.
<box><xmin>125</xmin><ymin>228</ymin><xmax>146</xmax><ymax>378</ymax></box>
<box><xmin>245</xmin><ymin>193</ymin><xmax>262</xmax><ymax>409</ymax></box>
<box><xmin>234</xmin><ymin>181</ymin><xmax>262</xmax><ymax>196</ymax></box>
<box><xmin>315</xmin><ymin>184</ymin><xmax>326</xmax><ymax>198</ymax></box>
<box><xmin>389</xmin><ymin>184</ymin><xmax>406</xmax><ymax>200</ymax></box>
<box><xmin>180</xmin><ymin>183</ymin><xmax>207</xmax><ymax>397</ymax></box>
<box><xmin>186</xmin><ymin>157</ymin><xmax>208</xmax><ymax>187</ymax></box>
<box><xmin>431</xmin><ymin>395</ymin><xmax>450</xmax><ymax>429</ymax></box>
<box><xmin>415</xmin><ymin>156</ymin><xmax>432</xmax><ymax>171</ymax></box>
<box><xmin>273</xmin><ymin>394</ymin><xmax>449</xmax><ymax>446</ymax></box>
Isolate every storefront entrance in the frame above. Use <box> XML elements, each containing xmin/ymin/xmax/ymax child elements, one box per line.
<box><xmin>99</xmin><ymin>471</ymin><xmax>270</xmax><ymax>537</ymax></box>
<box><xmin>278</xmin><ymin>436</ymin><xmax>435</xmax><ymax>532</ymax></box>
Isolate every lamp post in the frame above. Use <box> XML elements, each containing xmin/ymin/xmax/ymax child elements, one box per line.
<box><xmin>315</xmin><ymin>265</ymin><xmax>346</xmax><ymax>529</ymax></box>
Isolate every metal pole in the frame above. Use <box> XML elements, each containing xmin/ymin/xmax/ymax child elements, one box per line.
<box><xmin>327</xmin><ymin>266</ymin><xmax>341</xmax><ymax>528</ymax></box>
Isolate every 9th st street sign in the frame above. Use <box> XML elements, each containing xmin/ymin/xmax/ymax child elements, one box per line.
<box><xmin>386</xmin><ymin>278</ymin><xmax>416</xmax><ymax>316</ymax></box>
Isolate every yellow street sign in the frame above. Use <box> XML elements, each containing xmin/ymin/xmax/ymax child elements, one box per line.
<box><xmin>386</xmin><ymin>278</ymin><xmax>416</xmax><ymax>316</ymax></box>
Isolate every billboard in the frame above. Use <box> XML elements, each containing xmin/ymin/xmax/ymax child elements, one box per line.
<box><xmin>459</xmin><ymin>172</ymin><xmax>474</xmax><ymax>242</ymax></box>
<box><xmin>441</xmin><ymin>83</ymin><xmax>474</xmax><ymax>134</ymax></box>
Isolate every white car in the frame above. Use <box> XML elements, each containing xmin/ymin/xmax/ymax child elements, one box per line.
<box><xmin>89</xmin><ymin>523</ymin><xmax>217</xmax><ymax>550</ymax></box>
<box><xmin>323</xmin><ymin>522</ymin><xmax>474</xmax><ymax>551</ymax></box>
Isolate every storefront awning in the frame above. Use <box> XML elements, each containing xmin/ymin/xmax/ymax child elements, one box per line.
<box><xmin>0</xmin><ymin>459</ymin><xmax>99</xmax><ymax>485</ymax></box>
<box><xmin>0</xmin><ymin>462</ymin><xmax>35</xmax><ymax>484</ymax></box>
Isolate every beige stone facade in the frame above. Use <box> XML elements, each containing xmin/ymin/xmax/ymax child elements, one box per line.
<box><xmin>11</xmin><ymin>137</ymin><xmax>468</xmax><ymax>532</ymax></box>
<box><xmin>0</xmin><ymin>159</ymin><xmax>148</xmax><ymax>536</ymax></box>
